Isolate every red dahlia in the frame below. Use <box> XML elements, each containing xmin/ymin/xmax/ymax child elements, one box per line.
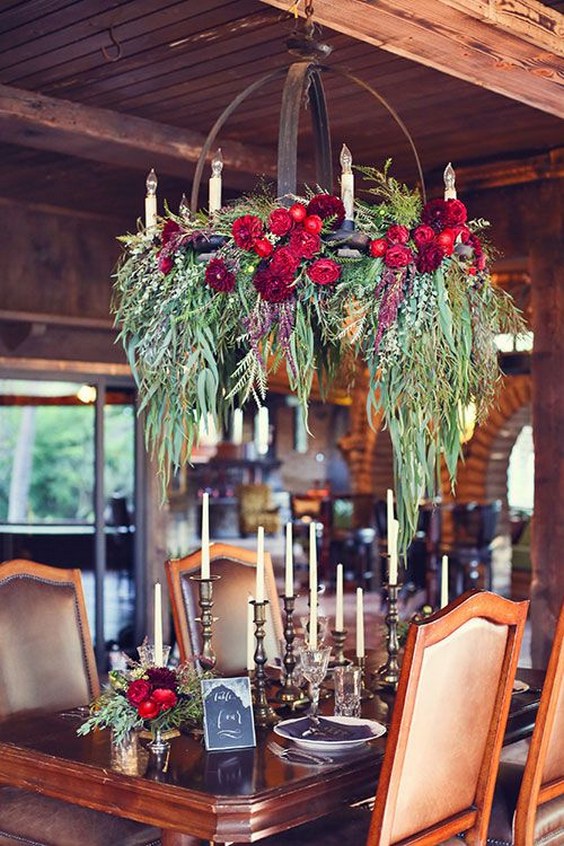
<box><xmin>289</xmin><ymin>228</ymin><xmax>321</xmax><ymax>259</ymax></box>
<box><xmin>270</xmin><ymin>246</ymin><xmax>300</xmax><ymax>281</ymax></box>
<box><xmin>232</xmin><ymin>215</ymin><xmax>264</xmax><ymax>250</ymax></box>
<box><xmin>146</xmin><ymin>666</ymin><xmax>178</xmax><ymax>691</ymax></box>
<box><xmin>306</xmin><ymin>194</ymin><xmax>345</xmax><ymax>227</ymax></box>
<box><xmin>268</xmin><ymin>208</ymin><xmax>293</xmax><ymax>237</ymax></box>
<box><xmin>416</xmin><ymin>242</ymin><xmax>446</xmax><ymax>273</ymax></box>
<box><xmin>161</xmin><ymin>219</ymin><xmax>181</xmax><ymax>247</ymax></box>
<box><xmin>253</xmin><ymin>267</ymin><xmax>294</xmax><ymax>303</ymax></box>
<box><xmin>307</xmin><ymin>258</ymin><xmax>342</xmax><ymax>286</ymax></box>
<box><xmin>205</xmin><ymin>258</ymin><xmax>236</xmax><ymax>293</ymax></box>
<box><xmin>412</xmin><ymin>225</ymin><xmax>435</xmax><ymax>248</ymax></box>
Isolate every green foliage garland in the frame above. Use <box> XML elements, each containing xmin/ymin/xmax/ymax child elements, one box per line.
<box><xmin>113</xmin><ymin>164</ymin><xmax>522</xmax><ymax>551</ymax></box>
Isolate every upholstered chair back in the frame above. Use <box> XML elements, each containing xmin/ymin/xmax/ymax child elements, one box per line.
<box><xmin>368</xmin><ymin>590</ymin><xmax>528</xmax><ymax>846</ymax></box>
<box><xmin>166</xmin><ymin>543</ymin><xmax>283</xmax><ymax>676</ymax></box>
<box><xmin>0</xmin><ymin>559</ymin><xmax>99</xmax><ymax>717</ymax></box>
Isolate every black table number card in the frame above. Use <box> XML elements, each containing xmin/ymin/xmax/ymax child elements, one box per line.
<box><xmin>202</xmin><ymin>677</ymin><xmax>257</xmax><ymax>751</ymax></box>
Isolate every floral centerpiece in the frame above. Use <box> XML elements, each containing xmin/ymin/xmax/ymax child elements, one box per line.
<box><xmin>113</xmin><ymin>162</ymin><xmax>522</xmax><ymax>548</ymax></box>
<box><xmin>77</xmin><ymin>654</ymin><xmax>209</xmax><ymax>745</ymax></box>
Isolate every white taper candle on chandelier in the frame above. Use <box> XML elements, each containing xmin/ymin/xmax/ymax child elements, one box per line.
<box><xmin>145</xmin><ymin>168</ymin><xmax>158</xmax><ymax>230</ymax></box>
<box><xmin>335</xmin><ymin>563</ymin><xmax>344</xmax><ymax>631</ymax></box>
<box><xmin>153</xmin><ymin>581</ymin><xmax>164</xmax><ymax>666</ymax></box>
<box><xmin>441</xmin><ymin>555</ymin><xmax>449</xmax><ymax>608</ymax></box>
<box><xmin>340</xmin><ymin>143</ymin><xmax>355</xmax><ymax>222</ymax></box>
<box><xmin>356</xmin><ymin>587</ymin><xmax>365</xmax><ymax>658</ymax></box>
<box><xmin>208</xmin><ymin>148</ymin><xmax>223</xmax><ymax>215</ymax></box>
<box><xmin>201</xmin><ymin>492</ymin><xmax>210</xmax><ymax>579</ymax></box>
<box><xmin>256</xmin><ymin>526</ymin><xmax>265</xmax><ymax>603</ymax></box>
<box><xmin>285</xmin><ymin>522</ymin><xmax>294</xmax><ymax>597</ymax></box>
<box><xmin>443</xmin><ymin>162</ymin><xmax>457</xmax><ymax>200</ymax></box>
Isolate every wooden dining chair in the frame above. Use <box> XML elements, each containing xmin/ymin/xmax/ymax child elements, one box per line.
<box><xmin>166</xmin><ymin>542</ymin><xmax>284</xmax><ymax>675</ymax></box>
<box><xmin>488</xmin><ymin>602</ymin><xmax>563</xmax><ymax>846</ymax></box>
<box><xmin>259</xmin><ymin>589</ymin><xmax>528</xmax><ymax>846</ymax></box>
<box><xmin>0</xmin><ymin>559</ymin><xmax>161</xmax><ymax>846</ymax></box>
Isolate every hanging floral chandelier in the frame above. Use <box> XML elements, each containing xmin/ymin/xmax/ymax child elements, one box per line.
<box><xmin>112</xmin><ymin>11</ymin><xmax>522</xmax><ymax>552</ymax></box>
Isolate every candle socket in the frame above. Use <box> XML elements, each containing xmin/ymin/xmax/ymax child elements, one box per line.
<box><xmin>330</xmin><ymin>628</ymin><xmax>351</xmax><ymax>668</ymax></box>
<box><xmin>276</xmin><ymin>595</ymin><xmax>303</xmax><ymax>705</ymax></box>
<box><xmin>190</xmin><ymin>574</ymin><xmax>220</xmax><ymax>672</ymax></box>
<box><xmin>357</xmin><ymin>655</ymin><xmax>374</xmax><ymax>700</ymax></box>
<box><xmin>251</xmin><ymin>600</ymin><xmax>279</xmax><ymax>727</ymax></box>
<box><xmin>376</xmin><ymin>582</ymin><xmax>403</xmax><ymax>690</ymax></box>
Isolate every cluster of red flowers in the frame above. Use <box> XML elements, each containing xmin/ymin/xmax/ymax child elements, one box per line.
<box><xmin>231</xmin><ymin>194</ymin><xmax>346</xmax><ymax>302</ymax></box>
<box><xmin>126</xmin><ymin>667</ymin><xmax>179</xmax><ymax>721</ymax></box>
<box><xmin>368</xmin><ymin>198</ymin><xmax>485</xmax><ymax>276</ymax></box>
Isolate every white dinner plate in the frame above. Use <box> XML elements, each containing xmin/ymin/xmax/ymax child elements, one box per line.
<box><xmin>512</xmin><ymin>679</ymin><xmax>530</xmax><ymax>694</ymax></box>
<box><xmin>274</xmin><ymin>716</ymin><xmax>386</xmax><ymax>753</ymax></box>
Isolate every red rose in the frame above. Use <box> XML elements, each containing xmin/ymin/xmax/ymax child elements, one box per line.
<box><xmin>412</xmin><ymin>225</ymin><xmax>435</xmax><ymax>248</ymax></box>
<box><xmin>268</xmin><ymin>208</ymin><xmax>293</xmax><ymax>237</ymax></box>
<box><xmin>232</xmin><ymin>215</ymin><xmax>264</xmax><ymax>250</ymax></box>
<box><xmin>205</xmin><ymin>258</ymin><xmax>236</xmax><ymax>293</ymax></box>
<box><xmin>443</xmin><ymin>199</ymin><xmax>468</xmax><ymax>227</ymax></box>
<box><xmin>253</xmin><ymin>267</ymin><xmax>294</xmax><ymax>302</ymax></box>
<box><xmin>306</xmin><ymin>194</ymin><xmax>346</xmax><ymax>227</ymax></box>
<box><xmin>369</xmin><ymin>238</ymin><xmax>387</xmax><ymax>258</ymax></box>
<box><xmin>436</xmin><ymin>229</ymin><xmax>456</xmax><ymax>256</ymax></box>
<box><xmin>289</xmin><ymin>203</ymin><xmax>307</xmax><ymax>223</ymax></box>
<box><xmin>289</xmin><ymin>228</ymin><xmax>321</xmax><ymax>259</ymax></box>
<box><xmin>303</xmin><ymin>215</ymin><xmax>323</xmax><ymax>235</ymax></box>
<box><xmin>270</xmin><ymin>246</ymin><xmax>300</xmax><ymax>281</ymax></box>
<box><xmin>127</xmin><ymin>679</ymin><xmax>152</xmax><ymax>706</ymax></box>
<box><xmin>307</xmin><ymin>258</ymin><xmax>342</xmax><ymax>286</ymax></box>
<box><xmin>152</xmin><ymin>688</ymin><xmax>178</xmax><ymax>712</ymax></box>
<box><xmin>416</xmin><ymin>242</ymin><xmax>446</xmax><ymax>273</ymax></box>
<box><xmin>384</xmin><ymin>244</ymin><xmax>414</xmax><ymax>269</ymax></box>
<box><xmin>253</xmin><ymin>238</ymin><xmax>274</xmax><ymax>258</ymax></box>
<box><xmin>386</xmin><ymin>224</ymin><xmax>409</xmax><ymax>244</ymax></box>
<box><xmin>158</xmin><ymin>254</ymin><xmax>174</xmax><ymax>275</ymax></box>
<box><xmin>161</xmin><ymin>220</ymin><xmax>181</xmax><ymax>247</ymax></box>
<box><xmin>137</xmin><ymin>698</ymin><xmax>160</xmax><ymax>720</ymax></box>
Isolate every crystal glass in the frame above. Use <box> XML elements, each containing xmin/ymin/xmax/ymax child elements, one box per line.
<box><xmin>137</xmin><ymin>642</ymin><xmax>171</xmax><ymax>667</ymax></box>
<box><xmin>333</xmin><ymin>665</ymin><xmax>362</xmax><ymax>718</ymax></box>
<box><xmin>300</xmin><ymin>645</ymin><xmax>331</xmax><ymax>722</ymax></box>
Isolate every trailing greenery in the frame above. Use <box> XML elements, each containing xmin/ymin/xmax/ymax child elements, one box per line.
<box><xmin>113</xmin><ymin>165</ymin><xmax>522</xmax><ymax>552</ymax></box>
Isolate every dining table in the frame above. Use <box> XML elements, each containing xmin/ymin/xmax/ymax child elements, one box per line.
<box><xmin>0</xmin><ymin>667</ymin><xmax>544</xmax><ymax>845</ymax></box>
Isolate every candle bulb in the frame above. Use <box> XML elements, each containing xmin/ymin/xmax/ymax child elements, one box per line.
<box><xmin>256</xmin><ymin>526</ymin><xmax>265</xmax><ymax>603</ymax></box>
<box><xmin>246</xmin><ymin>596</ymin><xmax>255</xmax><ymax>672</ymax></box>
<box><xmin>145</xmin><ymin>168</ymin><xmax>158</xmax><ymax>230</ymax></box>
<box><xmin>335</xmin><ymin>563</ymin><xmax>344</xmax><ymax>631</ymax></box>
<box><xmin>340</xmin><ymin>143</ymin><xmax>355</xmax><ymax>222</ymax></box>
<box><xmin>154</xmin><ymin>581</ymin><xmax>163</xmax><ymax>666</ymax></box>
<box><xmin>441</xmin><ymin>555</ymin><xmax>449</xmax><ymax>608</ymax></box>
<box><xmin>208</xmin><ymin>148</ymin><xmax>223</xmax><ymax>215</ymax></box>
<box><xmin>284</xmin><ymin>522</ymin><xmax>294</xmax><ymax>597</ymax></box>
<box><xmin>232</xmin><ymin>408</ymin><xmax>243</xmax><ymax>446</ymax></box>
<box><xmin>356</xmin><ymin>587</ymin><xmax>365</xmax><ymax>658</ymax></box>
<box><xmin>443</xmin><ymin>162</ymin><xmax>457</xmax><ymax>200</ymax></box>
<box><xmin>201</xmin><ymin>492</ymin><xmax>210</xmax><ymax>579</ymax></box>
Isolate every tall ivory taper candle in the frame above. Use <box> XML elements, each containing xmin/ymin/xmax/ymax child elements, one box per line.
<box><xmin>356</xmin><ymin>587</ymin><xmax>365</xmax><ymax>658</ymax></box>
<box><xmin>285</xmin><ymin>522</ymin><xmax>293</xmax><ymax>597</ymax></box>
<box><xmin>154</xmin><ymin>582</ymin><xmax>163</xmax><ymax>666</ymax></box>
<box><xmin>256</xmin><ymin>526</ymin><xmax>265</xmax><ymax>603</ymax></box>
<box><xmin>201</xmin><ymin>492</ymin><xmax>210</xmax><ymax>579</ymax></box>
<box><xmin>335</xmin><ymin>563</ymin><xmax>344</xmax><ymax>631</ymax></box>
<box><xmin>441</xmin><ymin>555</ymin><xmax>449</xmax><ymax>608</ymax></box>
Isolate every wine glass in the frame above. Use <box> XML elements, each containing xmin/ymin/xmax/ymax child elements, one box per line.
<box><xmin>300</xmin><ymin>645</ymin><xmax>331</xmax><ymax>725</ymax></box>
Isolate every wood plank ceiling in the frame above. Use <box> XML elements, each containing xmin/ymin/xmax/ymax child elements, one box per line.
<box><xmin>0</xmin><ymin>0</ymin><xmax>562</xmax><ymax>223</ymax></box>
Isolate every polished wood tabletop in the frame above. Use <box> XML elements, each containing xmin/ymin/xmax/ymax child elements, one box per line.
<box><xmin>0</xmin><ymin>668</ymin><xmax>543</xmax><ymax>845</ymax></box>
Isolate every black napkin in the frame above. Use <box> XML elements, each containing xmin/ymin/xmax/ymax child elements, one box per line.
<box><xmin>281</xmin><ymin>717</ymin><xmax>373</xmax><ymax>742</ymax></box>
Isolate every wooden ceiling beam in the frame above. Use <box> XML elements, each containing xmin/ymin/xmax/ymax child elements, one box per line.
<box><xmin>0</xmin><ymin>83</ymin><xmax>277</xmax><ymax>188</ymax></box>
<box><xmin>260</xmin><ymin>0</ymin><xmax>564</xmax><ymax>117</ymax></box>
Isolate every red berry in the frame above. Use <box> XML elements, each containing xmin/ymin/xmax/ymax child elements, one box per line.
<box><xmin>253</xmin><ymin>238</ymin><xmax>273</xmax><ymax>258</ymax></box>
<box><xmin>303</xmin><ymin>214</ymin><xmax>323</xmax><ymax>235</ymax></box>
<box><xmin>369</xmin><ymin>238</ymin><xmax>387</xmax><ymax>258</ymax></box>
<box><xmin>289</xmin><ymin>203</ymin><xmax>307</xmax><ymax>223</ymax></box>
